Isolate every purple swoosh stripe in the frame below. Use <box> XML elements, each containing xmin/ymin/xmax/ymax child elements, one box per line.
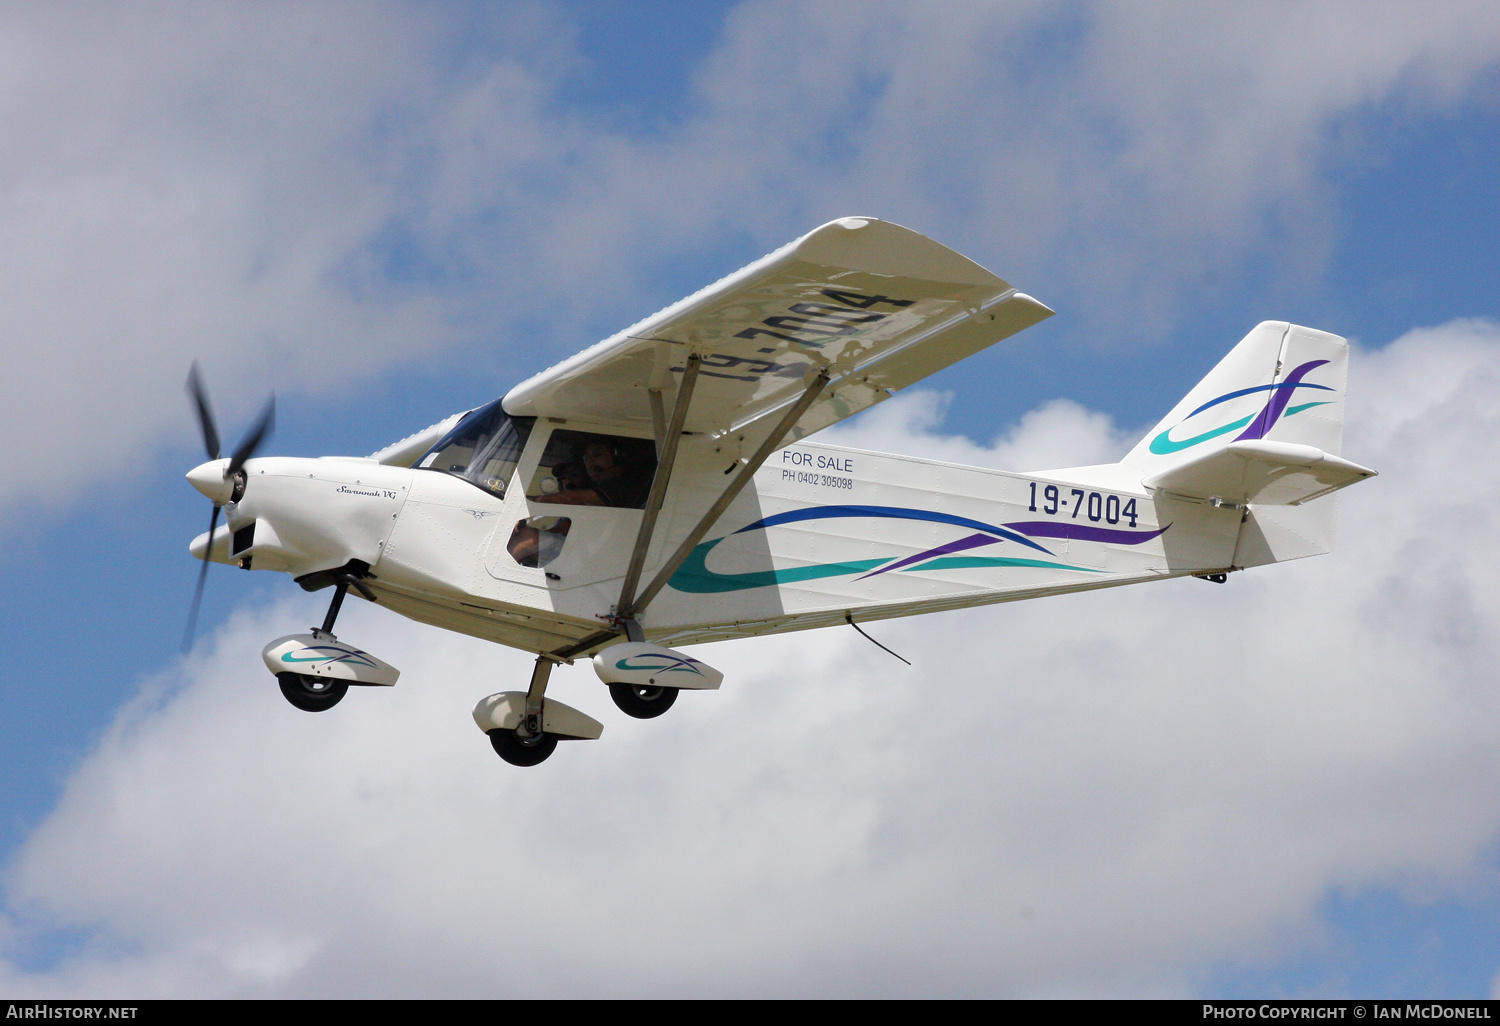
<box><xmin>1235</xmin><ymin>359</ymin><xmax>1329</xmax><ymax>441</ymax></box>
<box><xmin>857</xmin><ymin>532</ymin><xmax>999</xmax><ymax>580</ymax></box>
<box><xmin>1004</xmin><ymin>522</ymin><xmax>1169</xmax><ymax>545</ymax></box>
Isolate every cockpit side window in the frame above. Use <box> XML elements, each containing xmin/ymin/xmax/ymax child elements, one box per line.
<box><xmin>416</xmin><ymin>400</ymin><xmax>535</xmax><ymax>498</ymax></box>
<box><xmin>525</xmin><ymin>429</ymin><xmax>657</xmax><ymax>509</ymax></box>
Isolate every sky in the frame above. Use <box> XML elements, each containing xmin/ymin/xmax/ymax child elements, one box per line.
<box><xmin>1</xmin><ymin>0</ymin><xmax>1499</xmax><ymax>998</ymax></box>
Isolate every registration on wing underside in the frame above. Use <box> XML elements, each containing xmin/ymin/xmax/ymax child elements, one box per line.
<box><xmin>501</xmin><ymin>218</ymin><xmax>1053</xmax><ymax>442</ymax></box>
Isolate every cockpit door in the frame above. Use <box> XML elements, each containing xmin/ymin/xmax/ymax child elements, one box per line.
<box><xmin>481</xmin><ymin>423</ymin><xmax>658</xmax><ymax>591</ymax></box>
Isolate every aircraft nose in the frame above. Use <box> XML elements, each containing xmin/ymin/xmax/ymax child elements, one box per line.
<box><xmin>186</xmin><ymin>458</ymin><xmax>234</xmax><ymax>504</ymax></box>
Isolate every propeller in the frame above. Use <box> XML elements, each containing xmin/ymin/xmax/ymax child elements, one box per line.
<box><xmin>182</xmin><ymin>363</ymin><xmax>274</xmax><ymax>651</ymax></box>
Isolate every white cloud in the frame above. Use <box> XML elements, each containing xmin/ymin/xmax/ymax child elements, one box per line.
<box><xmin>4</xmin><ymin>317</ymin><xmax>1499</xmax><ymax>997</ymax></box>
<box><xmin>514</xmin><ymin>0</ymin><xmax>1500</xmax><ymax>331</ymax></box>
<box><xmin>6</xmin><ymin>1</ymin><xmax>1498</xmax><ymax>518</ymax></box>
<box><xmin>0</xmin><ymin>3</ymin><xmax>575</xmax><ymax>512</ymax></box>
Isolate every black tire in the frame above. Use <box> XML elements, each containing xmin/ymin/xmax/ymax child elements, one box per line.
<box><xmin>608</xmin><ymin>682</ymin><xmax>679</xmax><ymax>719</ymax></box>
<box><xmin>277</xmin><ymin>671</ymin><xmax>348</xmax><ymax>712</ymax></box>
<box><xmin>488</xmin><ymin>728</ymin><xmax>559</xmax><ymax>767</ymax></box>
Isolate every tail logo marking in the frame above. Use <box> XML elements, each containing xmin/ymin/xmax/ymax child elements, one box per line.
<box><xmin>1148</xmin><ymin>360</ymin><xmax>1333</xmax><ymax>455</ymax></box>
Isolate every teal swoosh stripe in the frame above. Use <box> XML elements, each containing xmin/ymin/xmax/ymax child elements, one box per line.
<box><xmin>1283</xmin><ymin>401</ymin><xmax>1331</xmax><ymax>417</ymax></box>
<box><xmin>617</xmin><ymin>656</ymin><xmax>705</xmax><ymax>676</ymax></box>
<box><xmin>907</xmin><ymin>556</ymin><xmax>1102</xmax><ymax>573</ymax></box>
<box><xmin>281</xmin><ymin>652</ymin><xmax>377</xmax><ymax>667</ymax></box>
<box><xmin>1148</xmin><ymin>414</ymin><xmax>1255</xmax><ymax>455</ymax></box>
<box><xmin>670</xmin><ymin>537</ymin><xmax>887</xmax><ymax>593</ymax></box>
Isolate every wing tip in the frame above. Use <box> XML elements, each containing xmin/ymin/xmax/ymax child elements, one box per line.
<box><xmin>1011</xmin><ymin>292</ymin><xmax>1056</xmax><ymax>318</ymax></box>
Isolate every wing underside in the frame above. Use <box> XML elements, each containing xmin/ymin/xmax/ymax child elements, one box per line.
<box><xmin>502</xmin><ymin>217</ymin><xmax>1052</xmax><ymax>449</ymax></box>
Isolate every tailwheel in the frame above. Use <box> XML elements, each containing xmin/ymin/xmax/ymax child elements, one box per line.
<box><xmin>608</xmin><ymin>682</ymin><xmax>679</xmax><ymax>719</ymax></box>
<box><xmin>488</xmin><ymin>728</ymin><xmax>558</xmax><ymax>767</ymax></box>
<box><xmin>277</xmin><ymin>671</ymin><xmax>348</xmax><ymax>712</ymax></box>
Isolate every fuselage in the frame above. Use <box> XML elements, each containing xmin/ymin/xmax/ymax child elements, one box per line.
<box><xmin>192</xmin><ymin>423</ymin><xmax>1262</xmax><ymax>656</ymax></box>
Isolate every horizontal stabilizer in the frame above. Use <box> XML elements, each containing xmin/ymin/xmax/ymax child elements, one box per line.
<box><xmin>1143</xmin><ymin>439</ymin><xmax>1376</xmax><ymax>506</ymax></box>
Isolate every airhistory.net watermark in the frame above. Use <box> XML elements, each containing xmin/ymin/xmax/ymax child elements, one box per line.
<box><xmin>5</xmin><ymin>1006</ymin><xmax>137</xmax><ymax>1019</ymax></box>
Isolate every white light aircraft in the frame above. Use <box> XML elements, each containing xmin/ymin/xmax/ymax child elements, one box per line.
<box><xmin>185</xmin><ymin>217</ymin><xmax>1376</xmax><ymax>766</ymax></box>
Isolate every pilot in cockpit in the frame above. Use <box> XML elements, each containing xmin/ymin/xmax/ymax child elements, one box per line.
<box><xmin>506</xmin><ymin>436</ymin><xmax>655</xmax><ymax>567</ymax></box>
<box><xmin>532</xmin><ymin>438</ymin><xmax>651</xmax><ymax>508</ymax></box>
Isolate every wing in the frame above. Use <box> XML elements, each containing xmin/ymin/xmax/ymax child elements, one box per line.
<box><xmin>368</xmin><ymin>412</ymin><xmax>465</xmax><ymax>467</ymax></box>
<box><xmin>502</xmin><ymin>217</ymin><xmax>1052</xmax><ymax>447</ymax></box>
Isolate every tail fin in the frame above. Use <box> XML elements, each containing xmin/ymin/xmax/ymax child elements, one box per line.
<box><xmin>1124</xmin><ymin>321</ymin><xmax>1349</xmax><ymax>470</ymax></box>
<box><xmin>1122</xmin><ymin>321</ymin><xmax>1375</xmax><ymax>566</ymax></box>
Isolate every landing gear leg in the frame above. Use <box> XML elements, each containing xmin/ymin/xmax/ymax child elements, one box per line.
<box><xmin>490</xmin><ymin>656</ymin><xmax>559</xmax><ymax>767</ymax></box>
<box><xmin>521</xmin><ymin>655</ymin><xmax>551</xmax><ymax>740</ymax></box>
<box><xmin>312</xmin><ymin>573</ymin><xmax>375</xmax><ymax>639</ymax></box>
<box><xmin>316</xmin><ymin>580</ymin><xmax>349</xmax><ymax>637</ymax></box>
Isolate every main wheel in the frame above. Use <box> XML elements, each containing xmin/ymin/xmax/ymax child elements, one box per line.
<box><xmin>608</xmin><ymin>682</ymin><xmax>679</xmax><ymax>719</ymax></box>
<box><xmin>277</xmin><ymin>671</ymin><xmax>348</xmax><ymax>712</ymax></box>
<box><xmin>488</xmin><ymin>728</ymin><xmax>558</xmax><ymax>767</ymax></box>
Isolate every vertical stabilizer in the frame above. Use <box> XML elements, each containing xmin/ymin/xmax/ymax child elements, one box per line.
<box><xmin>1122</xmin><ymin>321</ymin><xmax>1349</xmax><ymax>477</ymax></box>
<box><xmin>1121</xmin><ymin>321</ymin><xmax>1363</xmax><ymax>568</ymax></box>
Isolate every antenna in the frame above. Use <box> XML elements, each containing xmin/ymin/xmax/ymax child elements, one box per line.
<box><xmin>846</xmin><ymin>613</ymin><xmax>911</xmax><ymax>666</ymax></box>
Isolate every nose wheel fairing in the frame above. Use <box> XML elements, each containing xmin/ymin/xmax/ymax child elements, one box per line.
<box><xmin>262</xmin><ymin>633</ymin><xmax>400</xmax><ymax>687</ymax></box>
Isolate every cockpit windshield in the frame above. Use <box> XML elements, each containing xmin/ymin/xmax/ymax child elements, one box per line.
<box><xmin>415</xmin><ymin>399</ymin><xmax>535</xmax><ymax>498</ymax></box>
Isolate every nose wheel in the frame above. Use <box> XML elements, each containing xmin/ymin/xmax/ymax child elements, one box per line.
<box><xmin>277</xmin><ymin>671</ymin><xmax>348</xmax><ymax>712</ymax></box>
<box><xmin>263</xmin><ymin>578</ymin><xmax>394</xmax><ymax>714</ymax></box>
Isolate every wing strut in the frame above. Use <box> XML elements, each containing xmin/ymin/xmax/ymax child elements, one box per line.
<box><xmin>512</xmin><ymin>368</ymin><xmax>829</xmax><ymax>752</ymax></box>
<box><xmin>648</xmin><ymin>387</ymin><xmax>668</xmax><ymax>458</ymax></box>
<box><xmin>617</xmin><ymin>354</ymin><xmax>702</xmax><ymax>626</ymax></box>
<box><xmin>625</xmin><ymin>367</ymin><xmax>831</xmax><ymax>623</ymax></box>
<box><xmin>548</xmin><ymin>364</ymin><xmax>828</xmax><ymax>659</ymax></box>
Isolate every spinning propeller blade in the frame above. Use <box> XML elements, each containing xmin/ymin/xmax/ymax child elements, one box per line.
<box><xmin>182</xmin><ymin>504</ymin><xmax>220</xmax><ymax>653</ymax></box>
<box><xmin>181</xmin><ymin>366</ymin><xmax>274</xmax><ymax>652</ymax></box>
<box><xmin>187</xmin><ymin>362</ymin><xmax>221</xmax><ymax>463</ymax></box>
